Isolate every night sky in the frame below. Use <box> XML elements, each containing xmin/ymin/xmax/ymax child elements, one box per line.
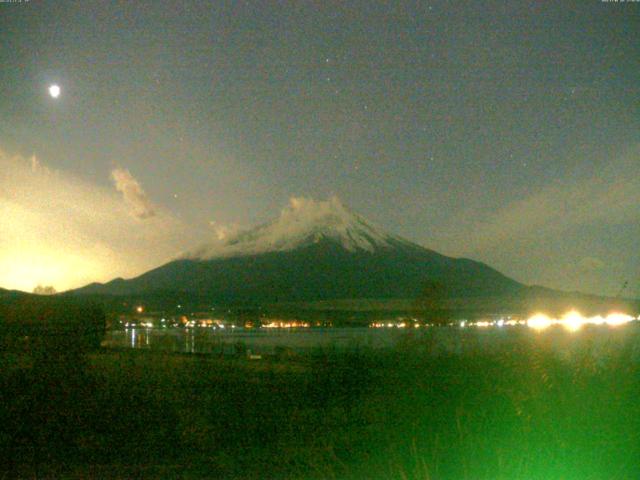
<box><xmin>0</xmin><ymin>0</ymin><xmax>638</xmax><ymax>295</ymax></box>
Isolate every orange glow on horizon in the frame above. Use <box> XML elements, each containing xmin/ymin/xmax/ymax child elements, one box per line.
<box><xmin>0</xmin><ymin>248</ymin><xmax>109</xmax><ymax>293</ymax></box>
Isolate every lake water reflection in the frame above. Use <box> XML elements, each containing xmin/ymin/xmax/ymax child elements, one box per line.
<box><xmin>104</xmin><ymin>324</ymin><xmax>640</xmax><ymax>362</ymax></box>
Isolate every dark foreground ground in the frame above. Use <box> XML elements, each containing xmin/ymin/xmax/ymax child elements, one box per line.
<box><xmin>1</xmin><ymin>328</ymin><xmax>640</xmax><ymax>479</ymax></box>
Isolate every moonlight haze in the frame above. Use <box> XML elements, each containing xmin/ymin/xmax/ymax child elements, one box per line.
<box><xmin>0</xmin><ymin>1</ymin><xmax>638</xmax><ymax>296</ymax></box>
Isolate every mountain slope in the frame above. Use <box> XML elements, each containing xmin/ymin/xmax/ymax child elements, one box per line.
<box><xmin>73</xmin><ymin>197</ymin><xmax>524</xmax><ymax>303</ymax></box>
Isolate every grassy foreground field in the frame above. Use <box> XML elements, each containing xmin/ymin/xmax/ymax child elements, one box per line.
<box><xmin>1</xmin><ymin>327</ymin><xmax>640</xmax><ymax>479</ymax></box>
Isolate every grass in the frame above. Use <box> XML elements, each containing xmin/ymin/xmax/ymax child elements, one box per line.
<box><xmin>1</xmin><ymin>326</ymin><xmax>640</xmax><ymax>479</ymax></box>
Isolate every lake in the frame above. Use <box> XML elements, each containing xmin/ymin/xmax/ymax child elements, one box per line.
<box><xmin>103</xmin><ymin>323</ymin><xmax>640</xmax><ymax>363</ymax></box>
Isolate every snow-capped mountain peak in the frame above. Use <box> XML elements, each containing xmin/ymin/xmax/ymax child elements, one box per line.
<box><xmin>183</xmin><ymin>196</ymin><xmax>396</xmax><ymax>260</ymax></box>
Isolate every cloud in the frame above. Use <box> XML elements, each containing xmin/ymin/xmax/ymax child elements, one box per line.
<box><xmin>0</xmin><ymin>149</ymin><xmax>202</xmax><ymax>292</ymax></box>
<box><xmin>578</xmin><ymin>257</ymin><xmax>605</xmax><ymax>272</ymax></box>
<box><xmin>110</xmin><ymin>167</ymin><xmax>156</xmax><ymax>219</ymax></box>
<box><xmin>30</xmin><ymin>154</ymin><xmax>43</xmax><ymax>172</ymax></box>
<box><xmin>427</xmin><ymin>145</ymin><xmax>640</xmax><ymax>295</ymax></box>
<box><xmin>208</xmin><ymin>221</ymin><xmax>241</xmax><ymax>241</ymax></box>
<box><xmin>186</xmin><ymin>195</ymin><xmax>390</xmax><ymax>259</ymax></box>
<box><xmin>435</xmin><ymin>145</ymin><xmax>640</xmax><ymax>256</ymax></box>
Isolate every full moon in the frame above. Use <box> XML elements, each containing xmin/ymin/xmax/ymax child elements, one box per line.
<box><xmin>48</xmin><ymin>84</ymin><xmax>61</xmax><ymax>98</ymax></box>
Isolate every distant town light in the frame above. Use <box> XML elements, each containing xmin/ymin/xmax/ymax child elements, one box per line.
<box><xmin>527</xmin><ymin>314</ymin><xmax>553</xmax><ymax>330</ymax></box>
<box><xmin>526</xmin><ymin>311</ymin><xmax>635</xmax><ymax>332</ymax></box>
<box><xmin>605</xmin><ymin>312</ymin><xmax>634</xmax><ymax>326</ymax></box>
<box><xmin>561</xmin><ymin>311</ymin><xmax>584</xmax><ymax>332</ymax></box>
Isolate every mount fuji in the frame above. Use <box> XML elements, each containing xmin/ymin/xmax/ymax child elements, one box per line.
<box><xmin>72</xmin><ymin>197</ymin><xmax>526</xmax><ymax>305</ymax></box>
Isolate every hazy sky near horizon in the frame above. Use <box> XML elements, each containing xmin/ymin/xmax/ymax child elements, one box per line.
<box><xmin>0</xmin><ymin>0</ymin><xmax>638</xmax><ymax>296</ymax></box>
